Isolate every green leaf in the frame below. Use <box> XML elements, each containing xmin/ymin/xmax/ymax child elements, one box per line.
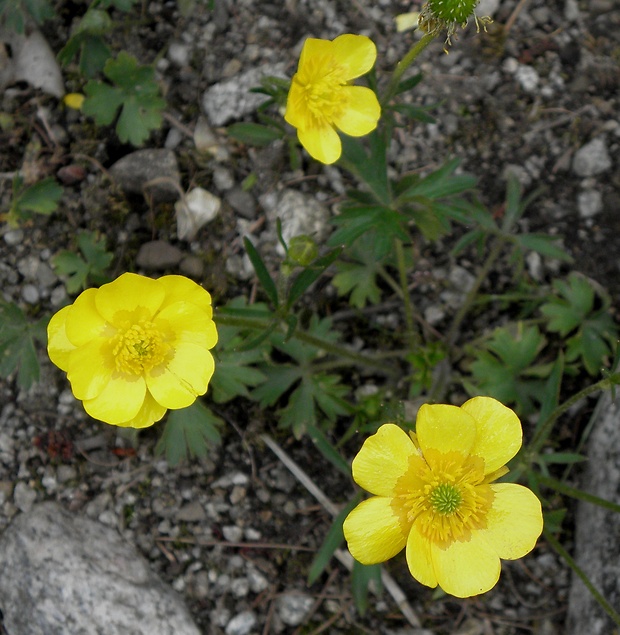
<box><xmin>82</xmin><ymin>52</ymin><xmax>165</xmax><ymax>146</ymax></box>
<box><xmin>516</xmin><ymin>233</ymin><xmax>573</xmax><ymax>263</ymax></box>
<box><xmin>155</xmin><ymin>401</ymin><xmax>222</xmax><ymax>466</ymax></box>
<box><xmin>286</xmin><ymin>246</ymin><xmax>342</xmax><ymax>309</ymax></box>
<box><xmin>227</xmin><ymin>122</ymin><xmax>283</xmax><ymax>146</ymax></box>
<box><xmin>52</xmin><ymin>231</ymin><xmax>113</xmax><ymax>293</ymax></box>
<box><xmin>351</xmin><ymin>561</ymin><xmax>382</xmax><ymax>616</ymax></box>
<box><xmin>14</xmin><ymin>177</ymin><xmax>62</xmax><ymax>215</ymax></box>
<box><xmin>243</xmin><ymin>237</ymin><xmax>279</xmax><ymax>308</ymax></box>
<box><xmin>210</xmin><ymin>321</ymin><xmax>268</xmax><ymax>403</ymax></box>
<box><xmin>469</xmin><ymin>323</ymin><xmax>548</xmax><ymax>415</ymax></box>
<box><xmin>308</xmin><ymin>497</ymin><xmax>359</xmax><ymax>585</ymax></box>
<box><xmin>395</xmin><ymin>72</ymin><xmax>423</xmax><ymax>94</ymax></box>
<box><xmin>306</xmin><ymin>424</ymin><xmax>351</xmax><ymax>476</ymax></box>
<box><xmin>0</xmin><ymin>300</ymin><xmax>48</xmax><ymax>390</ymax></box>
<box><xmin>390</xmin><ymin>102</ymin><xmax>436</xmax><ymax>124</ymax></box>
<box><xmin>340</xmin><ymin>130</ymin><xmax>390</xmax><ymax>205</ymax></box>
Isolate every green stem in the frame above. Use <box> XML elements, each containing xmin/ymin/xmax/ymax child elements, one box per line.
<box><xmin>446</xmin><ymin>236</ymin><xmax>506</xmax><ymax>345</ymax></box>
<box><xmin>382</xmin><ymin>33</ymin><xmax>437</xmax><ymax>106</ymax></box>
<box><xmin>394</xmin><ymin>239</ymin><xmax>419</xmax><ymax>348</ymax></box>
<box><xmin>215</xmin><ymin>313</ymin><xmax>397</xmax><ymax>376</ymax></box>
<box><xmin>544</xmin><ymin>528</ymin><xmax>620</xmax><ymax>627</ymax></box>
<box><xmin>536</xmin><ymin>474</ymin><xmax>620</xmax><ymax>514</ymax></box>
<box><xmin>527</xmin><ymin>374</ymin><xmax>620</xmax><ymax>457</ymax></box>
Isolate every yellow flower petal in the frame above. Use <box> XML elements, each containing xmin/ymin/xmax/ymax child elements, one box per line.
<box><xmin>333</xmin><ymin>86</ymin><xmax>381</xmax><ymax>137</ymax></box>
<box><xmin>63</xmin><ymin>93</ymin><xmax>84</xmax><ymax>110</ymax></box>
<box><xmin>298</xmin><ymin>37</ymin><xmax>333</xmax><ymax>71</ymax></box>
<box><xmin>480</xmin><ymin>483</ymin><xmax>543</xmax><ymax>559</ymax></box>
<box><xmin>65</xmin><ymin>288</ymin><xmax>107</xmax><ymax>347</ymax></box>
<box><xmin>352</xmin><ymin>423</ymin><xmax>416</xmax><ymax>496</ymax></box>
<box><xmin>146</xmin><ymin>343</ymin><xmax>215</xmax><ymax>409</ymax></box>
<box><xmin>297</xmin><ymin>123</ymin><xmax>342</xmax><ymax>165</ymax></box>
<box><xmin>95</xmin><ymin>273</ymin><xmax>165</xmax><ymax>326</ymax></box>
<box><xmin>155</xmin><ymin>302</ymin><xmax>218</xmax><ymax>349</ymax></box>
<box><xmin>67</xmin><ymin>339</ymin><xmax>113</xmax><ymax>400</ymax></box>
<box><xmin>431</xmin><ymin>532</ymin><xmax>501</xmax><ymax>597</ymax></box>
<box><xmin>331</xmin><ymin>34</ymin><xmax>377</xmax><ymax>79</ymax></box>
<box><xmin>344</xmin><ymin>497</ymin><xmax>408</xmax><ymax>564</ymax></box>
<box><xmin>284</xmin><ymin>78</ymin><xmax>310</xmax><ymax>130</ymax></box>
<box><xmin>118</xmin><ymin>391</ymin><xmax>167</xmax><ymax>429</ymax></box>
<box><xmin>405</xmin><ymin>522</ymin><xmax>438</xmax><ymax>589</ymax></box>
<box><xmin>83</xmin><ymin>374</ymin><xmax>146</xmax><ymax>424</ymax></box>
<box><xmin>416</xmin><ymin>404</ymin><xmax>477</xmax><ymax>456</ymax></box>
<box><xmin>395</xmin><ymin>11</ymin><xmax>420</xmax><ymax>32</ymax></box>
<box><xmin>157</xmin><ymin>275</ymin><xmax>213</xmax><ymax>317</ymax></box>
<box><xmin>47</xmin><ymin>306</ymin><xmax>74</xmax><ymax>371</ymax></box>
<box><xmin>462</xmin><ymin>397</ymin><xmax>523</xmax><ymax>473</ymax></box>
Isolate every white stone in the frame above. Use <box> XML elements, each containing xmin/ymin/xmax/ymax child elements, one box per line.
<box><xmin>225</xmin><ymin>611</ymin><xmax>256</xmax><ymax>635</ymax></box>
<box><xmin>175</xmin><ymin>187</ymin><xmax>222</xmax><ymax>241</ymax></box>
<box><xmin>0</xmin><ymin>503</ymin><xmax>201</xmax><ymax>635</ymax></box>
<box><xmin>577</xmin><ymin>189</ymin><xmax>603</xmax><ymax>218</ymax></box>
<box><xmin>573</xmin><ymin>137</ymin><xmax>612</xmax><ymax>177</ymax></box>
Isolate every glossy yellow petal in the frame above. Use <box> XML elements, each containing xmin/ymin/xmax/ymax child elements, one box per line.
<box><xmin>47</xmin><ymin>306</ymin><xmax>74</xmax><ymax>371</ymax></box>
<box><xmin>117</xmin><ymin>392</ymin><xmax>167</xmax><ymax>429</ymax></box>
<box><xmin>462</xmin><ymin>397</ymin><xmax>523</xmax><ymax>473</ymax></box>
<box><xmin>333</xmin><ymin>86</ymin><xmax>380</xmax><ymax>137</ymax></box>
<box><xmin>65</xmin><ymin>288</ymin><xmax>107</xmax><ymax>346</ymax></box>
<box><xmin>416</xmin><ymin>404</ymin><xmax>476</xmax><ymax>456</ymax></box>
<box><xmin>155</xmin><ymin>302</ymin><xmax>218</xmax><ymax>349</ymax></box>
<box><xmin>95</xmin><ymin>273</ymin><xmax>165</xmax><ymax>326</ymax></box>
<box><xmin>405</xmin><ymin>522</ymin><xmax>438</xmax><ymax>589</ymax></box>
<box><xmin>331</xmin><ymin>34</ymin><xmax>377</xmax><ymax>79</ymax></box>
<box><xmin>431</xmin><ymin>533</ymin><xmax>501</xmax><ymax>597</ymax></box>
<box><xmin>146</xmin><ymin>343</ymin><xmax>215</xmax><ymax>409</ymax></box>
<box><xmin>352</xmin><ymin>423</ymin><xmax>415</xmax><ymax>496</ymax></box>
<box><xmin>297</xmin><ymin>123</ymin><xmax>342</xmax><ymax>165</ymax></box>
<box><xmin>157</xmin><ymin>275</ymin><xmax>213</xmax><ymax>317</ymax></box>
<box><xmin>344</xmin><ymin>497</ymin><xmax>408</xmax><ymax>564</ymax></box>
<box><xmin>480</xmin><ymin>484</ymin><xmax>543</xmax><ymax>559</ymax></box>
<box><xmin>284</xmin><ymin>78</ymin><xmax>310</xmax><ymax>130</ymax></box>
<box><xmin>83</xmin><ymin>373</ymin><xmax>146</xmax><ymax>424</ymax></box>
<box><xmin>66</xmin><ymin>339</ymin><xmax>113</xmax><ymax>400</ymax></box>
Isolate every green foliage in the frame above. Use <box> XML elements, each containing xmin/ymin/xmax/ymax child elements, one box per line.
<box><xmin>0</xmin><ymin>300</ymin><xmax>48</xmax><ymax>390</ymax></box>
<box><xmin>227</xmin><ymin>122</ymin><xmax>284</xmax><ymax>147</ymax></box>
<box><xmin>0</xmin><ymin>0</ymin><xmax>54</xmax><ymax>33</ymax></box>
<box><xmin>7</xmin><ymin>175</ymin><xmax>62</xmax><ymax>226</ymax></box>
<box><xmin>351</xmin><ymin>561</ymin><xmax>382</xmax><ymax>616</ymax></box>
<box><xmin>51</xmin><ymin>231</ymin><xmax>113</xmax><ymax>293</ymax></box>
<box><xmin>469</xmin><ymin>323</ymin><xmax>550</xmax><ymax>415</ymax></box>
<box><xmin>251</xmin><ymin>316</ymin><xmax>352</xmax><ymax>437</ymax></box>
<box><xmin>58</xmin><ymin>8</ymin><xmax>113</xmax><ymax>77</ymax></box>
<box><xmin>155</xmin><ymin>400</ymin><xmax>222</xmax><ymax>466</ymax></box>
<box><xmin>540</xmin><ymin>273</ymin><xmax>617</xmax><ymax>375</ymax></box>
<box><xmin>82</xmin><ymin>52</ymin><xmax>166</xmax><ymax>146</ymax></box>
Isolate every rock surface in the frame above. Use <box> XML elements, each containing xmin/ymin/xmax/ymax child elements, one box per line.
<box><xmin>566</xmin><ymin>390</ymin><xmax>620</xmax><ymax>635</ymax></box>
<box><xmin>0</xmin><ymin>502</ymin><xmax>201</xmax><ymax>635</ymax></box>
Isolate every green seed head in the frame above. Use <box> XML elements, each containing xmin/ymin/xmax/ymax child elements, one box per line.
<box><xmin>428</xmin><ymin>0</ymin><xmax>479</xmax><ymax>24</ymax></box>
<box><xmin>430</xmin><ymin>483</ymin><xmax>463</xmax><ymax>515</ymax></box>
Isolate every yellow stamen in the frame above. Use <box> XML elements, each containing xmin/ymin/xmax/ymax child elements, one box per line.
<box><xmin>111</xmin><ymin>320</ymin><xmax>169</xmax><ymax>375</ymax></box>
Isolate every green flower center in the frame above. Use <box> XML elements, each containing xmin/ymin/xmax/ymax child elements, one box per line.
<box><xmin>112</xmin><ymin>320</ymin><xmax>169</xmax><ymax>375</ymax></box>
<box><xmin>393</xmin><ymin>449</ymin><xmax>494</xmax><ymax>548</ymax></box>
<box><xmin>429</xmin><ymin>483</ymin><xmax>462</xmax><ymax>515</ymax></box>
<box><xmin>428</xmin><ymin>0</ymin><xmax>479</xmax><ymax>24</ymax></box>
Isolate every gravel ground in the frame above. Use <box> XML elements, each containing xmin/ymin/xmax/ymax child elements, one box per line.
<box><xmin>1</xmin><ymin>0</ymin><xmax>619</xmax><ymax>633</ymax></box>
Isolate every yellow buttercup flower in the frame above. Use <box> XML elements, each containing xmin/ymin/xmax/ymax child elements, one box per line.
<box><xmin>47</xmin><ymin>273</ymin><xmax>218</xmax><ymax>428</ymax></box>
<box><xmin>343</xmin><ymin>397</ymin><xmax>543</xmax><ymax>597</ymax></box>
<box><xmin>285</xmin><ymin>34</ymin><xmax>381</xmax><ymax>165</ymax></box>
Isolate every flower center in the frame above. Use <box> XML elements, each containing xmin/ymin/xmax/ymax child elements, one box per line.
<box><xmin>393</xmin><ymin>449</ymin><xmax>494</xmax><ymax>548</ymax></box>
<box><xmin>111</xmin><ymin>320</ymin><xmax>169</xmax><ymax>375</ymax></box>
<box><xmin>297</xmin><ymin>57</ymin><xmax>348</xmax><ymax>125</ymax></box>
<box><xmin>429</xmin><ymin>482</ymin><xmax>462</xmax><ymax>514</ymax></box>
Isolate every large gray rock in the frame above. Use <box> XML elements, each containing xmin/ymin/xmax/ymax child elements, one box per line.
<box><xmin>0</xmin><ymin>502</ymin><xmax>201</xmax><ymax>635</ymax></box>
<box><xmin>109</xmin><ymin>149</ymin><xmax>181</xmax><ymax>203</ymax></box>
<box><xmin>566</xmin><ymin>390</ymin><xmax>620</xmax><ymax>634</ymax></box>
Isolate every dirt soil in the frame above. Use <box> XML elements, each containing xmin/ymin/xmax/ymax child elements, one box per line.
<box><xmin>1</xmin><ymin>0</ymin><xmax>619</xmax><ymax>633</ymax></box>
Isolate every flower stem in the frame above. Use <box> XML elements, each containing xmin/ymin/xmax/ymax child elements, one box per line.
<box><xmin>445</xmin><ymin>236</ymin><xmax>506</xmax><ymax>345</ymax></box>
<box><xmin>215</xmin><ymin>313</ymin><xmax>398</xmax><ymax>376</ymax></box>
<box><xmin>382</xmin><ymin>32</ymin><xmax>437</xmax><ymax>106</ymax></box>
<box><xmin>527</xmin><ymin>374</ymin><xmax>620</xmax><ymax>457</ymax></box>
<box><xmin>536</xmin><ymin>474</ymin><xmax>620</xmax><ymax>514</ymax></box>
<box><xmin>394</xmin><ymin>239</ymin><xmax>420</xmax><ymax>349</ymax></box>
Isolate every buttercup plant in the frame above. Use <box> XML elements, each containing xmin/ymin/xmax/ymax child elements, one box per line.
<box><xmin>28</xmin><ymin>0</ymin><xmax>620</xmax><ymax>628</ymax></box>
